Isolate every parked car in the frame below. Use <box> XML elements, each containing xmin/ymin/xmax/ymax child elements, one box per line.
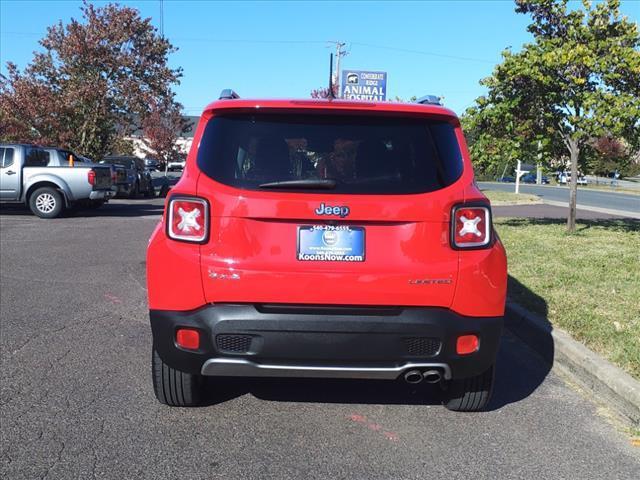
<box><xmin>100</xmin><ymin>156</ymin><xmax>154</xmax><ymax>198</ymax></box>
<box><xmin>558</xmin><ymin>172</ymin><xmax>588</xmax><ymax>185</ymax></box>
<box><xmin>42</xmin><ymin>147</ymin><xmax>116</xmax><ymax>208</ymax></box>
<box><xmin>145</xmin><ymin>158</ymin><xmax>160</xmax><ymax>171</ymax></box>
<box><xmin>498</xmin><ymin>176</ymin><xmax>515</xmax><ymax>182</ymax></box>
<box><xmin>167</xmin><ymin>158</ymin><xmax>186</xmax><ymax>171</ymax></box>
<box><xmin>0</xmin><ymin>144</ymin><xmax>113</xmax><ymax>218</ymax></box>
<box><xmin>147</xmin><ymin>91</ymin><xmax>507</xmax><ymax>411</ymax></box>
<box><xmin>521</xmin><ymin>173</ymin><xmax>549</xmax><ymax>184</ymax></box>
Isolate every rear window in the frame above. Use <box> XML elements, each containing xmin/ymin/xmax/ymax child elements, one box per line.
<box><xmin>0</xmin><ymin>147</ymin><xmax>15</xmax><ymax>168</ymax></box>
<box><xmin>24</xmin><ymin>148</ymin><xmax>50</xmax><ymax>167</ymax></box>
<box><xmin>197</xmin><ymin>113</ymin><xmax>463</xmax><ymax>194</ymax></box>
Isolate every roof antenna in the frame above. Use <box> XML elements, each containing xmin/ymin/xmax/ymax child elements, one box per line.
<box><xmin>328</xmin><ymin>53</ymin><xmax>336</xmax><ymax>100</ymax></box>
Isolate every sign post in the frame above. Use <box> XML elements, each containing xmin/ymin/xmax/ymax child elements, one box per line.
<box><xmin>341</xmin><ymin>70</ymin><xmax>387</xmax><ymax>101</ymax></box>
<box><xmin>515</xmin><ymin>160</ymin><xmax>529</xmax><ymax>194</ymax></box>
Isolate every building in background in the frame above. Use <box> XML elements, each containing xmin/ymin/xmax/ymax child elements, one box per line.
<box><xmin>127</xmin><ymin>115</ymin><xmax>199</xmax><ymax>160</ymax></box>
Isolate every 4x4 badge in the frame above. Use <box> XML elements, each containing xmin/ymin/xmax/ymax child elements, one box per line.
<box><xmin>315</xmin><ymin>203</ymin><xmax>350</xmax><ymax>218</ymax></box>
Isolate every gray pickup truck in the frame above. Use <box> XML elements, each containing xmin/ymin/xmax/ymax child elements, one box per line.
<box><xmin>0</xmin><ymin>144</ymin><xmax>114</xmax><ymax>218</ymax></box>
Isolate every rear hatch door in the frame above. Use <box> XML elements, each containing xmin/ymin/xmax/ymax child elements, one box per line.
<box><xmin>196</xmin><ymin>111</ymin><xmax>464</xmax><ymax>307</ymax></box>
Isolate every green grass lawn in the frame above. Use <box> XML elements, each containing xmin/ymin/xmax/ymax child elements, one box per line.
<box><xmin>482</xmin><ymin>189</ymin><xmax>542</xmax><ymax>206</ymax></box>
<box><xmin>495</xmin><ymin>218</ymin><xmax>640</xmax><ymax>379</ymax></box>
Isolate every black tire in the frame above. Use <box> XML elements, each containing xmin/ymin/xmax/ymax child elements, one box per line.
<box><xmin>144</xmin><ymin>186</ymin><xmax>155</xmax><ymax>198</ymax></box>
<box><xmin>29</xmin><ymin>187</ymin><xmax>64</xmax><ymax>218</ymax></box>
<box><xmin>152</xmin><ymin>348</ymin><xmax>204</xmax><ymax>407</ymax></box>
<box><xmin>443</xmin><ymin>366</ymin><xmax>494</xmax><ymax>412</ymax></box>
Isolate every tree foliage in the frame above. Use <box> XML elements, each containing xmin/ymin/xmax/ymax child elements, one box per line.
<box><xmin>463</xmin><ymin>0</ymin><xmax>640</xmax><ymax>231</ymax></box>
<box><xmin>0</xmin><ymin>1</ymin><xmax>183</xmax><ymax>160</ymax></box>
<box><xmin>310</xmin><ymin>83</ymin><xmax>339</xmax><ymax>99</ymax></box>
<box><xmin>141</xmin><ymin>97</ymin><xmax>191</xmax><ymax>164</ymax></box>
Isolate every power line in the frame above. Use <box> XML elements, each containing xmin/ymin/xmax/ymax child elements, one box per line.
<box><xmin>0</xmin><ymin>31</ymin><xmax>497</xmax><ymax>65</ymax></box>
<box><xmin>171</xmin><ymin>37</ymin><xmax>327</xmax><ymax>45</ymax></box>
<box><xmin>350</xmin><ymin>42</ymin><xmax>496</xmax><ymax>64</ymax></box>
<box><xmin>0</xmin><ymin>31</ymin><xmax>41</xmax><ymax>36</ymax></box>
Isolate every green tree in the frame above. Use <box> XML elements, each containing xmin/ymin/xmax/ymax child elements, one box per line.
<box><xmin>466</xmin><ymin>0</ymin><xmax>640</xmax><ymax>232</ymax></box>
<box><xmin>0</xmin><ymin>1</ymin><xmax>182</xmax><ymax>160</ymax></box>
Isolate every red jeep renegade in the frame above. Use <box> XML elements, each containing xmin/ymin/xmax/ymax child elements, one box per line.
<box><xmin>147</xmin><ymin>91</ymin><xmax>507</xmax><ymax>411</ymax></box>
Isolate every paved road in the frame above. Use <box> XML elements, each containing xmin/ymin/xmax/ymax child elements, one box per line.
<box><xmin>1</xmin><ymin>199</ymin><xmax>638</xmax><ymax>479</ymax></box>
<box><xmin>479</xmin><ymin>182</ymin><xmax>640</xmax><ymax>214</ymax></box>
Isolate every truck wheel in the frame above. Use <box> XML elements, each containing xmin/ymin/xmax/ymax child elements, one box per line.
<box><xmin>443</xmin><ymin>366</ymin><xmax>494</xmax><ymax>412</ymax></box>
<box><xmin>152</xmin><ymin>348</ymin><xmax>204</xmax><ymax>407</ymax></box>
<box><xmin>29</xmin><ymin>187</ymin><xmax>64</xmax><ymax>219</ymax></box>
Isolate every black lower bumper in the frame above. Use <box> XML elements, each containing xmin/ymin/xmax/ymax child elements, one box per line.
<box><xmin>150</xmin><ymin>304</ymin><xmax>503</xmax><ymax>380</ymax></box>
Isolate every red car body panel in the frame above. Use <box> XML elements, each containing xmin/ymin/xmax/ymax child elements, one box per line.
<box><xmin>146</xmin><ymin>99</ymin><xmax>507</xmax><ymax>317</ymax></box>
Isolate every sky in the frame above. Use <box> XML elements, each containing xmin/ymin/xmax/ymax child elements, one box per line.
<box><xmin>1</xmin><ymin>0</ymin><xmax>638</xmax><ymax>116</ymax></box>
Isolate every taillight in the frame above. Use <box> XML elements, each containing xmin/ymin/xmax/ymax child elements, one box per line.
<box><xmin>167</xmin><ymin>196</ymin><xmax>209</xmax><ymax>243</ymax></box>
<box><xmin>456</xmin><ymin>334</ymin><xmax>479</xmax><ymax>355</ymax></box>
<box><xmin>87</xmin><ymin>170</ymin><xmax>96</xmax><ymax>186</ymax></box>
<box><xmin>451</xmin><ymin>204</ymin><xmax>491</xmax><ymax>249</ymax></box>
<box><xmin>176</xmin><ymin>328</ymin><xmax>200</xmax><ymax>350</ymax></box>
<box><xmin>111</xmin><ymin>169</ymin><xmax>117</xmax><ymax>183</ymax></box>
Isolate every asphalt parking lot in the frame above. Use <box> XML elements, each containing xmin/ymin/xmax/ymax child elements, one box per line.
<box><xmin>1</xmin><ymin>199</ymin><xmax>639</xmax><ymax>479</ymax></box>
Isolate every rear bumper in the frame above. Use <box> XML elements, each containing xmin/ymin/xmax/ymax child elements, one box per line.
<box><xmin>89</xmin><ymin>189</ymin><xmax>114</xmax><ymax>200</ymax></box>
<box><xmin>150</xmin><ymin>304</ymin><xmax>502</xmax><ymax>380</ymax></box>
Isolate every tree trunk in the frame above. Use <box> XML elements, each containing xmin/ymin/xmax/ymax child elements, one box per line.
<box><xmin>567</xmin><ymin>139</ymin><xmax>580</xmax><ymax>233</ymax></box>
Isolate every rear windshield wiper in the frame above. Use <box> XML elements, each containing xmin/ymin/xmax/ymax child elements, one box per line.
<box><xmin>258</xmin><ymin>179</ymin><xmax>337</xmax><ymax>190</ymax></box>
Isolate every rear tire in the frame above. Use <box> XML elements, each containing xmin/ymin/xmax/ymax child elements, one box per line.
<box><xmin>443</xmin><ymin>366</ymin><xmax>494</xmax><ymax>412</ymax></box>
<box><xmin>29</xmin><ymin>187</ymin><xmax>64</xmax><ymax>218</ymax></box>
<box><xmin>152</xmin><ymin>348</ymin><xmax>204</xmax><ymax>407</ymax></box>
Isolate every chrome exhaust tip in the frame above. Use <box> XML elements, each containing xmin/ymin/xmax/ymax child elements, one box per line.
<box><xmin>404</xmin><ymin>369</ymin><xmax>424</xmax><ymax>384</ymax></box>
<box><xmin>422</xmin><ymin>369</ymin><xmax>442</xmax><ymax>384</ymax></box>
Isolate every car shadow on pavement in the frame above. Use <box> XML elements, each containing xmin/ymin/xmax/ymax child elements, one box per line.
<box><xmin>201</xmin><ymin>377</ymin><xmax>444</xmax><ymax>407</ymax></box>
<box><xmin>198</xmin><ymin>278</ymin><xmax>555</xmax><ymax>410</ymax></box>
<box><xmin>487</xmin><ymin>275</ymin><xmax>553</xmax><ymax>411</ymax></box>
<box><xmin>71</xmin><ymin>201</ymin><xmax>165</xmax><ymax>218</ymax></box>
<box><xmin>0</xmin><ymin>200</ymin><xmax>165</xmax><ymax>218</ymax></box>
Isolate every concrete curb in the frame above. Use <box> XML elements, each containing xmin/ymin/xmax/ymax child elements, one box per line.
<box><xmin>505</xmin><ymin>301</ymin><xmax>640</xmax><ymax>426</ymax></box>
<box><xmin>542</xmin><ymin>199</ymin><xmax>640</xmax><ymax>219</ymax></box>
<box><xmin>490</xmin><ymin>200</ymin><xmax>543</xmax><ymax>207</ymax></box>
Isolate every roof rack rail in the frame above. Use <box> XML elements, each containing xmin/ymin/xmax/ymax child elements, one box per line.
<box><xmin>219</xmin><ymin>89</ymin><xmax>240</xmax><ymax>100</ymax></box>
<box><xmin>416</xmin><ymin>95</ymin><xmax>442</xmax><ymax>106</ymax></box>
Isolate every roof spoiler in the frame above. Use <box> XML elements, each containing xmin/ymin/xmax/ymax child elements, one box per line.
<box><xmin>415</xmin><ymin>95</ymin><xmax>442</xmax><ymax>106</ymax></box>
<box><xmin>219</xmin><ymin>89</ymin><xmax>240</xmax><ymax>100</ymax></box>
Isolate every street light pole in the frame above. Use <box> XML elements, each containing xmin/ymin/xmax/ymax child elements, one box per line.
<box><xmin>327</xmin><ymin>41</ymin><xmax>347</xmax><ymax>97</ymax></box>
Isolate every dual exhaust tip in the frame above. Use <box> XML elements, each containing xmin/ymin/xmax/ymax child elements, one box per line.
<box><xmin>403</xmin><ymin>369</ymin><xmax>442</xmax><ymax>385</ymax></box>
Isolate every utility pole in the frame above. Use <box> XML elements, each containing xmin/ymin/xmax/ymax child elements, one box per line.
<box><xmin>327</xmin><ymin>41</ymin><xmax>348</xmax><ymax>97</ymax></box>
<box><xmin>160</xmin><ymin>0</ymin><xmax>168</xmax><ymax>178</ymax></box>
